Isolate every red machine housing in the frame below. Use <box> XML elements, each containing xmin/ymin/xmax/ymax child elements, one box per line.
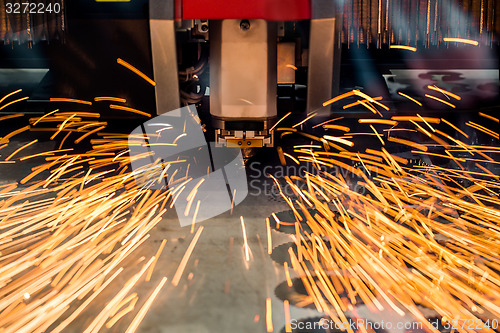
<box><xmin>181</xmin><ymin>0</ymin><xmax>311</xmax><ymax>21</ymax></box>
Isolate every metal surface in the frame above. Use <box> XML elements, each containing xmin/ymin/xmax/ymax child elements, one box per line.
<box><xmin>277</xmin><ymin>43</ymin><xmax>296</xmax><ymax>84</ymax></box>
<box><xmin>0</xmin><ymin>68</ymin><xmax>49</xmax><ymax>86</ymax></box>
<box><xmin>149</xmin><ymin>0</ymin><xmax>180</xmax><ymax>115</ymax></box>
<box><xmin>149</xmin><ymin>0</ymin><xmax>174</xmax><ymax>20</ymax></box>
<box><xmin>306</xmin><ymin>17</ymin><xmax>341</xmax><ymax>113</ymax></box>
<box><xmin>311</xmin><ymin>0</ymin><xmax>336</xmax><ymax>19</ymax></box>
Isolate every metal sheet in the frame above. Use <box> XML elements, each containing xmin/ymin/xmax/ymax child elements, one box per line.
<box><xmin>277</xmin><ymin>42</ymin><xmax>296</xmax><ymax>84</ymax></box>
<box><xmin>0</xmin><ymin>68</ymin><xmax>48</xmax><ymax>85</ymax></box>
<box><xmin>149</xmin><ymin>0</ymin><xmax>180</xmax><ymax>115</ymax></box>
<box><xmin>306</xmin><ymin>17</ymin><xmax>340</xmax><ymax>113</ymax></box>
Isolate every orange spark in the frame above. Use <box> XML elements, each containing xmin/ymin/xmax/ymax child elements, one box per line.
<box><xmin>293</xmin><ymin>112</ymin><xmax>317</xmax><ymax>128</ymax></box>
<box><xmin>359</xmin><ymin>119</ymin><xmax>398</xmax><ymax>126</ymax></box>
<box><xmin>266</xmin><ymin>217</ymin><xmax>272</xmax><ymax>255</ymax></box>
<box><xmin>125</xmin><ymin>277</ymin><xmax>168</xmax><ymax>333</ymax></box>
<box><xmin>284</xmin><ymin>300</ymin><xmax>292</xmax><ymax>332</ymax></box>
<box><xmin>390</xmin><ymin>45</ymin><xmax>417</xmax><ymax>51</ymax></box>
<box><xmin>266</xmin><ymin>298</ymin><xmax>273</xmax><ymax>332</ymax></box>
<box><xmin>398</xmin><ymin>92</ymin><xmax>422</xmax><ymax>106</ymax></box>
<box><xmin>94</xmin><ymin>96</ymin><xmax>127</xmax><ymax>103</ymax></box>
<box><xmin>171</xmin><ymin>226</ymin><xmax>204</xmax><ymax>286</ymax></box>
<box><xmin>441</xmin><ymin>118</ymin><xmax>469</xmax><ymax>138</ymax></box>
<box><xmin>392</xmin><ymin>116</ymin><xmax>441</xmax><ymax>124</ymax></box>
<box><xmin>284</xmin><ymin>262</ymin><xmax>293</xmax><ymax>287</ymax></box>
<box><xmin>424</xmin><ymin>94</ymin><xmax>456</xmax><ymax>108</ymax></box>
<box><xmin>322</xmin><ymin>91</ymin><xmax>356</xmax><ymax>107</ymax></box>
<box><xmin>5</xmin><ymin>139</ymin><xmax>38</xmax><ymax>161</ymax></box>
<box><xmin>146</xmin><ymin>239</ymin><xmax>167</xmax><ymax>282</ymax></box>
<box><xmin>427</xmin><ymin>85</ymin><xmax>461</xmax><ymax>100</ymax></box>
<box><xmin>74</xmin><ymin>126</ymin><xmax>107</xmax><ymax>144</ymax></box>
<box><xmin>0</xmin><ymin>88</ymin><xmax>22</xmax><ymax>104</ymax></box>
<box><xmin>369</xmin><ymin>125</ymin><xmax>385</xmax><ymax>145</ymax></box>
<box><xmin>117</xmin><ymin>58</ymin><xmax>156</xmax><ymax>86</ymax></box>
<box><xmin>270</xmin><ymin>112</ymin><xmax>291</xmax><ymax>131</ymax></box>
<box><xmin>0</xmin><ymin>96</ymin><xmax>29</xmax><ymax>111</ymax></box>
<box><xmin>443</xmin><ymin>37</ymin><xmax>479</xmax><ymax>45</ymax></box>
<box><xmin>241</xmin><ymin>216</ymin><xmax>251</xmax><ymax>262</ymax></box>
<box><xmin>479</xmin><ymin>112</ymin><xmax>499</xmax><ymax>123</ymax></box>
<box><xmin>312</xmin><ymin>117</ymin><xmax>344</xmax><ymax>129</ymax></box>
<box><xmin>110</xmin><ymin>104</ymin><xmax>151</xmax><ymax>117</ymax></box>
<box><xmin>388</xmin><ymin>137</ymin><xmax>428</xmax><ymax>151</ymax></box>
<box><xmin>50</xmin><ymin>98</ymin><xmax>92</xmax><ymax>105</ymax></box>
<box><xmin>323</xmin><ymin>135</ymin><xmax>354</xmax><ymax>147</ymax></box>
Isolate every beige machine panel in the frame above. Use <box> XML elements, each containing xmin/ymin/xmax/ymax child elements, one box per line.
<box><xmin>210</xmin><ymin>19</ymin><xmax>277</xmax><ymax>119</ymax></box>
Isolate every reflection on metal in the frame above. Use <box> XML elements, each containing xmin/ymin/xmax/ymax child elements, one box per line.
<box><xmin>384</xmin><ymin>69</ymin><xmax>499</xmax><ymax>105</ymax></box>
<box><xmin>277</xmin><ymin>42</ymin><xmax>296</xmax><ymax>84</ymax></box>
<box><xmin>306</xmin><ymin>17</ymin><xmax>341</xmax><ymax>113</ymax></box>
<box><xmin>149</xmin><ymin>0</ymin><xmax>180</xmax><ymax>115</ymax></box>
<box><xmin>0</xmin><ymin>69</ymin><xmax>49</xmax><ymax>85</ymax></box>
<box><xmin>307</xmin><ymin>0</ymin><xmax>341</xmax><ymax>113</ymax></box>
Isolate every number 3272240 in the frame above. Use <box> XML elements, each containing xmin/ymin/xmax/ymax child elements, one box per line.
<box><xmin>5</xmin><ymin>2</ymin><xmax>61</xmax><ymax>14</ymax></box>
